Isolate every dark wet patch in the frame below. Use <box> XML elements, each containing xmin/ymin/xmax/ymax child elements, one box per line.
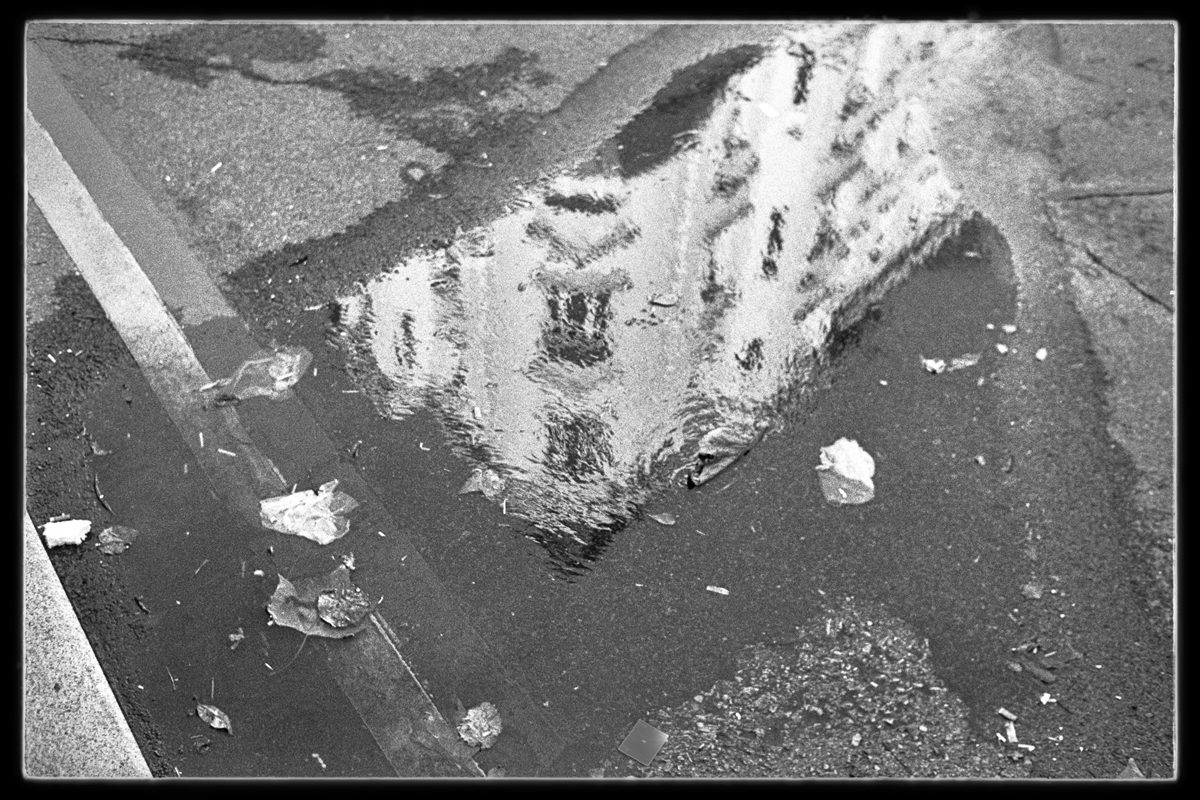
<box><xmin>118</xmin><ymin>24</ymin><xmax>327</xmax><ymax>88</ymax></box>
<box><xmin>303</xmin><ymin>50</ymin><xmax>553</xmax><ymax>160</ymax></box>
<box><xmin>609</xmin><ymin>44</ymin><xmax>765</xmax><ymax>178</ymax></box>
<box><xmin>116</xmin><ymin>26</ymin><xmax>553</xmax><ymax>161</ymax></box>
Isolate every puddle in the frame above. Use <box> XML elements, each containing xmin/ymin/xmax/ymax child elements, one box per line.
<box><xmin>332</xmin><ymin>27</ymin><xmax>974</xmax><ymax>572</ymax></box>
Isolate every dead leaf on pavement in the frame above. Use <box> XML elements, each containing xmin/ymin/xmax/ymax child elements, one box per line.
<box><xmin>96</xmin><ymin>525</ymin><xmax>139</xmax><ymax>555</ymax></box>
<box><xmin>196</xmin><ymin>702</ymin><xmax>233</xmax><ymax>735</ymax></box>
<box><xmin>267</xmin><ymin>565</ymin><xmax>374</xmax><ymax>639</ymax></box>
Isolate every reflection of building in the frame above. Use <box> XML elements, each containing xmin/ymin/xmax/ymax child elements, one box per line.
<box><xmin>336</xmin><ymin>24</ymin><xmax>975</xmax><ymax>571</ymax></box>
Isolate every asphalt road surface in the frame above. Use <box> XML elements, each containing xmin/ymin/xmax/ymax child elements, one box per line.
<box><xmin>25</xmin><ymin>21</ymin><xmax>1174</xmax><ymax>779</ymax></box>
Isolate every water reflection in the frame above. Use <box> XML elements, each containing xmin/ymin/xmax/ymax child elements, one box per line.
<box><xmin>336</xmin><ymin>25</ymin><xmax>972</xmax><ymax>572</ymax></box>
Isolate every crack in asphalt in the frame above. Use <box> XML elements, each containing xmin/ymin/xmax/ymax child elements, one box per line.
<box><xmin>1055</xmin><ymin>188</ymin><xmax>1174</xmax><ymax>202</ymax></box>
<box><xmin>1076</xmin><ymin>241</ymin><xmax>1173</xmax><ymax>311</ymax></box>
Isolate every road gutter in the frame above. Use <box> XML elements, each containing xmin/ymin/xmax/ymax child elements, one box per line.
<box><xmin>25</xmin><ymin>106</ymin><xmax>488</xmax><ymax>777</ymax></box>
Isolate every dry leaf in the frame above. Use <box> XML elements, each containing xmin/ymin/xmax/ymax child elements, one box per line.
<box><xmin>456</xmin><ymin>701</ymin><xmax>503</xmax><ymax>749</ymax></box>
<box><xmin>96</xmin><ymin>525</ymin><xmax>139</xmax><ymax>555</ymax></box>
<box><xmin>267</xmin><ymin>565</ymin><xmax>374</xmax><ymax>639</ymax></box>
<box><xmin>196</xmin><ymin>702</ymin><xmax>233</xmax><ymax>734</ymax></box>
<box><xmin>317</xmin><ymin>584</ymin><xmax>374</xmax><ymax>629</ymax></box>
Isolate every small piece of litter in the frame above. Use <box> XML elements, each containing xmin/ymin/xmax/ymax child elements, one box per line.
<box><xmin>41</xmin><ymin>519</ymin><xmax>91</xmax><ymax>548</ymax></box>
<box><xmin>46</xmin><ymin>353</ymin><xmax>57</xmax><ymax>363</ymax></box>
<box><xmin>964</xmin><ymin>250</ymin><xmax>981</xmax><ymax>258</ymax></box>
<box><xmin>996</xmin><ymin>343</ymin><xmax>1010</xmax><ymax>354</ymax></box>
<box><xmin>1016</xmin><ymin>743</ymin><xmax>1036</xmax><ymax>751</ymax></box>
<box><xmin>1005</xmin><ymin>720</ymin><xmax>1018</xmax><ymax>743</ymax></box>
<box><xmin>998</xmin><ymin>708</ymin><xmax>1017</xmax><ymax>721</ymax></box>
<box><xmin>921</xmin><ymin>357</ymin><xmax>947</xmax><ymax>374</ymax></box>
<box><xmin>705</xmin><ymin>585</ymin><xmax>730</xmax><ymax>596</ymax></box>
<box><xmin>879</xmin><ymin>380</ymin><xmax>888</xmax><ymax>386</ymax></box>
<box><xmin>259</xmin><ymin>479</ymin><xmax>359</xmax><ymax>545</ymax></box>
<box><xmin>1117</xmin><ymin>757</ymin><xmax>1146</xmax><ymax>779</ymax></box>
<box><xmin>948</xmin><ymin>353</ymin><xmax>981</xmax><ymax>371</ymax></box>
<box><xmin>210</xmin><ymin>162</ymin><xmax>223</xmax><ymax>173</ymax></box>
<box><xmin>974</xmin><ymin>454</ymin><xmax>986</xmax><ymax>466</ymax></box>
<box><xmin>457</xmin><ymin>702</ymin><xmax>503</xmax><ymax>749</ymax></box>
<box><xmin>986</xmin><ymin>323</ymin><xmax>995</xmax><ymax>330</ymax></box>
<box><xmin>228</xmin><ymin>627</ymin><xmax>245</xmax><ymax>649</ymax></box>
<box><xmin>196</xmin><ymin>702</ymin><xmax>233</xmax><ymax>734</ymax></box>
<box><xmin>1021</xmin><ymin>582</ymin><xmax>1044</xmax><ymax>600</ymax></box>
<box><xmin>851</xmin><ymin>732</ymin><xmax>862</xmax><ymax>747</ymax></box>
<box><xmin>1035</xmin><ymin>347</ymin><xmax>1048</xmax><ymax>361</ymax></box>
<box><xmin>1001</xmin><ymin>324</ymin><xmax>1018</xmax><ymax>334</ymax></box>
<box><xmin>341</xmin><ymin>552</ymin><xmax>356</xmax><ymax>571</ymax></box>
<box><xmin>618</xmin><ymin>719</ymin><xmax>668</xmax><ymax>766</ymax></box>
<box><xmin>816</xmin><ymin>437</ymin><xmax>875</xmax><ymax>505</ymax></box>
<box><xmin>253</xmin><ymin>569</ymin><xmax>265</xmax><ymax>577</ymax></box>
<box><xmin>199</xmin><ymin>431</ymin><xmax>205</xmax><ymax>448</ymax></box>
<box><xmin>1039</xmin><ymin>693</ymin><xmax>1053</xmax><ymax>705</ymax></box>
<box><xmin>217</xmin><ymin>448</ymin><xmax>237</xmax><ymax>457</ymax></box>
<box><xmin>204</xmin><ymin>345</ymin><xmax>313</xmax><ymax>402</ymax></box>
<box><xmin>312</xmin><ymin>753</ymin><xmax>327</xmax><ymax>770</ymax></box>
<box><xmin>648</xmin><ymin>512</ymin><xmax>677</xmax><ymax>526</ymax></box>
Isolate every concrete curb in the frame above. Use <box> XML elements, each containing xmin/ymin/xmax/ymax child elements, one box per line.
<box><xmin>23</xmin><ymin>512</ymin><xmax>152</xmax><ymax>778</ymax></box>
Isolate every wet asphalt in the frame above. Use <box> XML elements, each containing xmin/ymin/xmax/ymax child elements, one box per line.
<box><xmin>25</xmin><ymin>22</ymin><xmax>1174</xmax><ymax>778</ymax></box>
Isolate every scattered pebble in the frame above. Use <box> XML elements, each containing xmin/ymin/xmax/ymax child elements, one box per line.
<box><xmin>1001</xmin><ymin>324</ymin><xmax>1018</xmax><ymax>334</ymax></box>
<box><xmin>1035</xmin><ymin>347</ymin><xmax>1048</xmax><ymax>361</ymax></box>
<box><xmin>995</xmin><ymin>343</ymin><xmax>1009</xmax><ymax>355</ymax></box>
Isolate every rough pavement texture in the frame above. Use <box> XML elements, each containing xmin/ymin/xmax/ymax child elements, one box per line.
<box><xmin>29</xmin><ymin>22</ymin><xmax>660</xmax><ymax>279</ymax></box>
<box><xmin>600</xmin><ymin>598</ymin><xmax>1029</xmax><ymax>778</ymax></box>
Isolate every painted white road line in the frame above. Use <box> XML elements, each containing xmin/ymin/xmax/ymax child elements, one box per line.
<box><xmin>26</xmin><ymin>109</ymin><xmax>285</xmax><ymax>499</ymax></box>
